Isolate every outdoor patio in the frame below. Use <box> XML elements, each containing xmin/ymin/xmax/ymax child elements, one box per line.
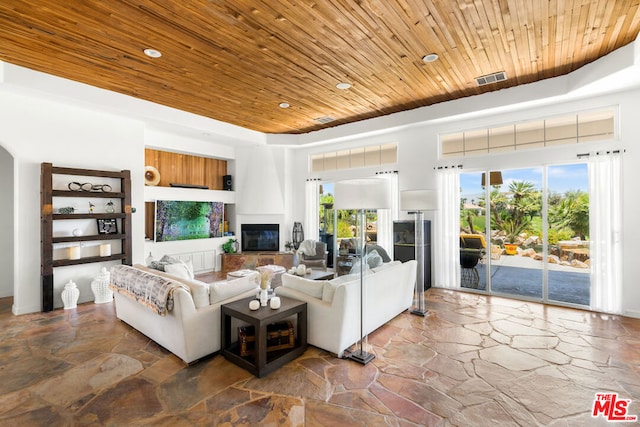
<box><xmin>464</xmin><ymin>254</ymin><xmax>590</xmax><ymax>306</ymax></box>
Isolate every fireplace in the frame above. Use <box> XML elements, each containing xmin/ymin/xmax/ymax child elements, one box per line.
<box><xmin>241</xmin><ymin>224</ymin><xmax>279</xmax><ymax>252</ymax></box>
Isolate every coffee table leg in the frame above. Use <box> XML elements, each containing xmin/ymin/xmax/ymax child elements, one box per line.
<box><xmin>222</xmin><ymin>312</ymin><xmax>230</xmax><ymax>349</ymax></box>
<box><xmin>256</xmin><ymin>324</ymin><xmax>267</xmax><ymax>376</ymax></box>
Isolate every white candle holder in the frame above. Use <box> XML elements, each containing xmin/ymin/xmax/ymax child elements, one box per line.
<box><xmin>99</xmin><ymin>243</ymin><xmax>111</xmax><ymax>257</ymax></box>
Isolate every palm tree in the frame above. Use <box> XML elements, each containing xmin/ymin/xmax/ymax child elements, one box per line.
<box><xmin>549</xmin><ymin>191</ymin><xmax>589</xmax><ymax>239</ymax></box>
<box><xmin>491</xmin><ymin>180</ymin><xmax>538</xmax><ymax>243</ymax></box>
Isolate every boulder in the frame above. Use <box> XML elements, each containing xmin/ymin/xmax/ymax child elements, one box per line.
<box><xmin>547</xmin><ymin>255</ymin><xmax>560</xmax><ymax>264</ymax></box>
<box><xmin>570</xmin><ymin>259</ymin><xmax>589</xmax><ymax>269</ymax></box>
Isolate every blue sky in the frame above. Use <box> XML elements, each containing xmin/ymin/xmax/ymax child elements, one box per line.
<box><xmin>460</xmin><ymin>164</ymin><xmax>588</xmax><ymax>201</ymax></box>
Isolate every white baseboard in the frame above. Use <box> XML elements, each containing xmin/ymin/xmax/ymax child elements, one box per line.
<box><xmin>623</xmin><ymin>308</ymin><xmax>640</xmax><ymax>319</ymax></box>
<box><xmin>170</xmin><ymin>250</ymin><xmax>216</xmax><ymax>273</ymax></box>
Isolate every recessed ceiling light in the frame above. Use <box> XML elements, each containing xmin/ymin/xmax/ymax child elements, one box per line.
<box><xmin>422</xmin><ymin>53</ymin><xmax>439</xmax><ymax>63</ymax></box>
<box><xmin>279</xmin><ymin>102</ymin><xmax>290</xmax><ymax>108</ymax></box>
<box><xmin>143</xmin><ymin>48</ymin><xmax>162</xmax><ymax>58</ymax></box>
<box><xmin>336</xmin><ymin>82</ymin><xmax>352</xmax><ymax>90</ymax></box>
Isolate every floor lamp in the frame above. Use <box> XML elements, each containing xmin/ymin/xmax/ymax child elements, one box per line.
<box><xmin>334</xmin><ymin>178</ymin><xmax>390</xmax><ymax>365</ymax></box>
<box><xmin>400</xmin><ymin>190</ymin><xmax>438</xmax><ymax>316</ymax></box>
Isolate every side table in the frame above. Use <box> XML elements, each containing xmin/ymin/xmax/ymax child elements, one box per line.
<box><xmin>221</xmin><ymin>296</ymin><xmax>307</xmax><ymax>377</ymax></box>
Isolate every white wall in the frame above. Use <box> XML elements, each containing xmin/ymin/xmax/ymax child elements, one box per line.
<box><xmin>0</xmin><ymin>91</ymin><xmax>146</xmax><ymax>313</ymax></box>
<box><xmin>0</xmin><ymin>146</ymin><xmax>14</xmax><ymax>297</ymax></box>
<box><xmin>286</xmin><ymin>87</ymin><xmax>640</xmax><ymax>318</ymax></box>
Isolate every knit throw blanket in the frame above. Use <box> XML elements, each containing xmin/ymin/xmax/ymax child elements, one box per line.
<box><xmin>109</xmin><ymin>265</ymin><xmax>186</xmax><ymax>316</ymax></box>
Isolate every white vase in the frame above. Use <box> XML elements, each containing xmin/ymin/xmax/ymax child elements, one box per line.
<box><xmin>91</xmin><ymin>267</ymin><xmax>113</xmax><ymax>304</ymax></box>
<box><xmin>62</xmin><ymin>280</ymin><xmax>80</xmax><ymax>309</ymax></box>
<box><xmin>260</xmin><ymin>289</ymin><xmax>269</xmax><ymax>306</ymax></box>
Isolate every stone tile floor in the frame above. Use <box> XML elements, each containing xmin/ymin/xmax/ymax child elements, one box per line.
<box><xmin>1</xmin><ymin>289</ymin><xmax>639</xmax><ymax>426</ymax></box>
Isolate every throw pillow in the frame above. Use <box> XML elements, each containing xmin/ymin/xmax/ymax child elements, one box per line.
<box><xmin>349</xmin><ymin>258</ymin><xmax>371</xmax><ymax>275</ymax></box>
<box><xmin>210</xmin><ymin>278</ymin><xmax>259</xmax><ymax>305</ymax></box>
<box><xmin>185</xmin><ymin>279</ymin><xmax>211</xmax><ymax>309</ymax></box>
<box><xmin>149</xmin><ymin>254</ymin><xmax>180</xmax><ymax>272</ymax></box>
<box><xmin>322</xmin><ymin>282</ymin><xmax>339</xmax><ymax>302</ymax></box>
<box><xmin>164</xmin><ymin>262</ymin><xmax>191</xmax><ymax>280</ymax></box>
<box><xmin>180</xmin><ymin>259</ymin><xmax>195</xmax><ymax>280</ymax></box>
<box><xmin>281</xmin><ymin>274</ymin><xmax>325</xmax><ymax>299</ymax></box>
<box><xmin>365</xmin><ymin>250</ymin><xmax>383</xmax><ymax>269</ymax></box>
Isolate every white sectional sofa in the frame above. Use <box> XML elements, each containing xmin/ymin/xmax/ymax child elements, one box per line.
<box><xmin>110</xmin><ymin>264</ymin><xmax>259</xmax><ymax>364</ymax></box>
<box><xmin>275</xmin><ymin>259</ymin><xmax>417</xmax><ymax>357</ymax></box>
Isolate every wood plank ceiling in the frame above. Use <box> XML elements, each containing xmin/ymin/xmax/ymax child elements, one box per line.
<box><xmin>1</xmin><ymin>1</ymin><xmax>639</xmax><ymax>135</ymax></box>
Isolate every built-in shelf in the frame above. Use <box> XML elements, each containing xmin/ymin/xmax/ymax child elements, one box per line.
<box><xmin>52</xmin><ymin>234</ymin><xmax>127</xmax><ymax>244</ymax></box>
<box><xmin>53</xmin><ymin>254</ymin><xmax>127</xmax><ymax>267</ymax></box>
<box><xmin>52</xmin><ymin>190</ymin><xmax>126</xmax><ymax>198</ymax></box>
<box><xmin>41</xmin><ymin>163</ymin><xmax>132</xmax><ymax>312</ymax></box>
<box><xmin>53</xmin><ymin>213</ymin><xmax>126</xmax><ymax>220</ymax></box>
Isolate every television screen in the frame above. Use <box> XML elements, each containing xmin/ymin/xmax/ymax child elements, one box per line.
<box><xmin>241</xmin><ymin>224</ymin><xmax>279</xmax><ymax>251</ymax></box>
<box><xmin>155</xmin><ymin>200</ymin><xmax>224</xmax><ymax>242</ymax></box>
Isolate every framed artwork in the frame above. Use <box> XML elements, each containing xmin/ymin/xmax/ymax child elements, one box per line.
<box><xmin>97</xmin><ymin>218</ymin><xmax>118</xmax><ymax>235</ymax></box>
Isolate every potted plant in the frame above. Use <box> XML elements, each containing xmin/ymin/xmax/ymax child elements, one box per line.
<box><xmin>501</xmin><ymin>219</ymin><xmax>529</xmax><ymax>255</ymax></box>
<box><xmin>222</xmin><ymin>238</ymin><xmax>238</xmax><ymax>254</ymax></box>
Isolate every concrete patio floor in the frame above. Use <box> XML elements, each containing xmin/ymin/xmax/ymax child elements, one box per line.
<box><xmin>463</xmin><ymin>254</ymin><xmax>590</xmax><ymax>306</ymax></box>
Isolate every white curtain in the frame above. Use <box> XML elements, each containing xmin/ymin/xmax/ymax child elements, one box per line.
<box><xmin>304</xmin><ymin>179</ymin><xmax>321</xmax><ymax>241</ymax></box>
<box><xmin>435</xmin><ymin>168</ymin><xmax>461</xmax><ymax>288</ymax></box>
<box><xmin>589</xmin><ymin>152</ymin><xmax>623</xmax><ymax>314</ymax></box>
<box><xmin>376</xmin><ymin>172</ymin><xmax>398</xmax><ymax>256</ymax></box>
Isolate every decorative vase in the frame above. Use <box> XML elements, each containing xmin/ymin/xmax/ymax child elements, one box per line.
<box><xmin>91</xmin><ymin>267</ymin><xmax>113</xmax><ymax>304</ymax></box>
<box><xmin>292</xmin><ymin>222</ymin><xmax>304</xmax><ymax>250</ymax></box>
<box><xmin>504</xmin><ymin>243</ymin><xmax>518</xmax><ymax>255</ymax></box>
<box><xmin>61</xmin><ymin>280</ymin><xmax>80</xmax><ymax>309</ymax></box>
<box><xmin>260</xmin><ymin>288</ymin><xmax>269</xmax><ymax>306</ymax></box>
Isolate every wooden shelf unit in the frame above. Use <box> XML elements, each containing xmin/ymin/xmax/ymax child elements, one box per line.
<box><xmin>41</xmin><ymin>163</ymin><xmax>132</xmax><ymax>312</ymax></box>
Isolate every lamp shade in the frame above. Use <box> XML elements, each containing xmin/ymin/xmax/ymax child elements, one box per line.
<box><xmin>400</xmin><ymin>189</ymin><xmax>438</xmax><ymax>211</ymax></box>
<box><xmin>481</xmin><ymin>171</ymin><xmax>503</xmax><ymax>186</ymax></box>
<box><xmin>333</xmin><ymin>178</ymin><xmax>391</xmax><ymax>210</ymax></box>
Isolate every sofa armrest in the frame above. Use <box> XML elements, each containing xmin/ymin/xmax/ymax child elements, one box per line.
<box><xmin>277</xmin><ymin>282</ymin><xmax>358</xmax><ymax>357</ymax></box>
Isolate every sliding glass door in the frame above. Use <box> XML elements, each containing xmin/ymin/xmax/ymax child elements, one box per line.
<box><xmin>547</xmin><ymin>164</ymin><xmax>590</xmax><ymax>305</ymax></box>
<box><xmin>459</xmin><ymin>164</ymin><xmax>590</xmax><ymax>307</ymax></box>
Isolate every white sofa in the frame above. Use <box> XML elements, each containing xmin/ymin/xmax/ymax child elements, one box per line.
<box><xmin>275</xmin><ymin>259</ymin><xmax>417</xmax><ymax>357</ymax></box>
<box><xmin>110</xmin><ymin>264</ymin><xmax>259</xmax><ymax>364</ymax></box>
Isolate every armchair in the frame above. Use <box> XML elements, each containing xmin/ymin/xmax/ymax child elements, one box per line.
<box><xmin>298</xmin><ymin>240</ymin><xmax>328</xmax><ymax>271</ymax></box>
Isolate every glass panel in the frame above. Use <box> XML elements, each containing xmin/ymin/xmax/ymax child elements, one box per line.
<box><xmin>324</xmin><ymin>181</ymin><xmax>380</xmax><ymax>276</ymax></box>
<box><xmin>515</xmin><ymin>120</ymin><xmax>545</xmax><ymax>145</ymax></box>
<box><xmin>365</xmin><ymin>145</ymin><xmax>380</xmax><ymax>166</ymax></box>
<box><xmin>350</xmin><ymin>148</ymin><xmax>365</xmax><ymax>168</ymax></box>
<box><xmin>464</xmin><ymin>129</ymin><xmax>488</xmax><ymax>152</ymax></box>
<box><xmin>489</xmin><ymin>125</ymin><xmax>515</xmax><ymax>149</ymax></box>
<box><xmin>486</xmin><ymin>167</ymin><xmax>543</xmax><ymax>299</ymax></box>
<box><xmin>380</xmin><ymin>143</ymin><xmax>397</xmax><ymax>164</ymax></box>
<box><xmin>311</xmin><ymin>154</ymin><xmax>324</xmax><ymax>172</ymax></box>
<box><xmin>459</xmin><ymin>172</ymin><xmax>487</xmax><ymax>290</ymax></box>
<box><xmin>578</xmin><ymin>109</ymin><xmax>614</xmax><ymax>141</ymax></box>
<box><xmin>319</xmin><ymin>186</ymin><xmax>336</xmax><ymax>268</ymax></box>
<box><xmin>547</xmin><ymin>163</ymin><xmax>590</xmax><ymax>305</ymax></box>
<box><xmin>336</xmin><ymin>150</ymin><xmax>350</xmax><ymax>169</ymax></box>
<box><xmin>545</xmin><ymin>116</ymin><xmax>577</xmax><ymax>144</ymax></box>
<box><xmin>323</xmin><ymin>152</ymin><xmax>337</xmax><ymax>170</ymax></box>
<box><xmin>442</xmin><ymin>133</ymin><xmax>464</xmax><ymax>157</ymax></box>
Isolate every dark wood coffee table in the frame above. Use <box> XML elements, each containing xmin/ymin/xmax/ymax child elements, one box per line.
<box><xmin>296</xmin><ymin>268</ymin><xmax>335</xmax><ymax>281</ymax></box>
<box><xmin>221</xmin><ymin>296</ymin><xmax>307</xmax><ymax>377</ymax></box>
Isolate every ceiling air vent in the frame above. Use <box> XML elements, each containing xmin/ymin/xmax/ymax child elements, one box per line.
<box><xmin>314</xmin><ymin>116</ymin><xmax>335</xmax><ymax>124</ymax></box>
<box><xmin>475</xmin><ymin>71</ymin><xmax>507</xmax><ymax>86</ymax></box>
